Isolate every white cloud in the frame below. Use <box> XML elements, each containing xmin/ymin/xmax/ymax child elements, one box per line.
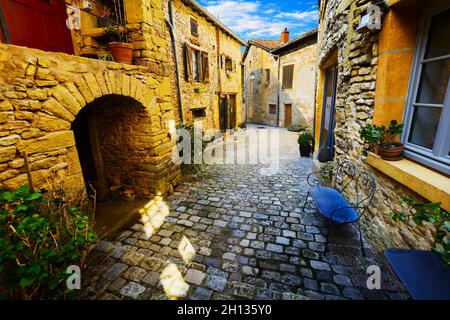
<box><xmin>201</xmin><ymin>0</ymin><xmax>318</xmax><ymax>40</ymax></box>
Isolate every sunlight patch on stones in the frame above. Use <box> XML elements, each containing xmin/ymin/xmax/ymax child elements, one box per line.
<box><xmin>139</xmin><ymin>196</ymin><xmax>170</xmax><ymax>239</ymax></box>
<box><xmin>159</xmin><ymin>263</ymin><xmax>190</xmax><ymax>300</ymax></box>
<box><xmin>178</xmin><ymin>235</ymin><xmax>196</xmax><ymax>264</ymax></box>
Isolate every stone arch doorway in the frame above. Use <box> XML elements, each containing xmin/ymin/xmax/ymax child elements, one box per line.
<box><xmin>71</xmin><ymin>94</ymin><xmax>150</xmax><ymax>201</ymax></box>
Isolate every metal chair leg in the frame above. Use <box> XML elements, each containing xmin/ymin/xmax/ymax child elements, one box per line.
<box><xmin>358</xmin><ymin>220</ymin><xmax>366</xmax><ymax>257</ymax></box>
<box><xmin>302</xmin><ymin>191</ymin><xmax>310</xmax><ymax>212</ymax></box>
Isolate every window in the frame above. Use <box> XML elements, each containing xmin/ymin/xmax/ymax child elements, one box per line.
<box><xmin>282</xmin><ymin>64</ymin><xmax>294</xmax><ymax>89</ymax></box>
<box><xmin>403</xmin><ymin>4</ymin><xmax>450</xmax><ymax>174</ymax></box>
<box><xmin>269</xmin><ymin>104</ymin><xmax>277</xmax><ymax>114</ymax></box>
<box><xmin>225</xmin><ymin>56</ymin><xmax>233</xmax><ymax>75</ymax></box>
<box><xmin>185</xmin><ymin>43</ymin><xmax>209</xmax><ymax>83</ymax></box>
<box><xmin>264</xmin><ymin>69</ymin><xmax>270</xmax><ymax>85</ymax></box>
<box><xmin>190</xmin><ymin>18</ymin><xmax>199</xmax><ymax>37</ymax></box>
<box><xmin>192</xmin><ymin>108</ymin><xmax>206</xmax><ymax>118</ymax></box>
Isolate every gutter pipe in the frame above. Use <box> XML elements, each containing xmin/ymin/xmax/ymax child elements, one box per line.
<box><xmin>166</xmin><ymin>0</ymin><xmax>184</xmax><ymax>123</ymax></box>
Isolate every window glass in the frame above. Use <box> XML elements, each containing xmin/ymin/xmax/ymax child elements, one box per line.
<box><xmin>408</xmin><ymin>106</ymin><xmax>442</xmax><ymax>149</ymax></box>
<box><xmin>424</xmin><ymin>9</ymin><xmax>450</xmax><ymax>59</ymax></box>
<box><xmin>416</xmin><ymin>59</ymin><xmax>450</xmax><ymax>104</ymax></box>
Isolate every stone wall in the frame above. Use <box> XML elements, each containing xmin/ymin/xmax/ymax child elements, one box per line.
<box><xmin>0</xmin><ymin>43</ymin><xmax>180</xmax><ymax>198</ymax></box>
<box><xmin>315</xmin><ymin>0</ymin><xmax>435</xmax><ymax>252</ymax></box>
<box><xmin>164</xmin><ymin>0</ymin><xmax>244</xmax><ymax>129</ymax></box>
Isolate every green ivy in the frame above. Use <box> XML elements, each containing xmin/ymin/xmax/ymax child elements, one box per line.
<box><xmin>391</xmin><ymin>196</ymin><xmax>450</xmax><ymax>268</ymax></box>
<box><xmin>0</xmin><ymin>186</ymin><xmax>97</xmax><ymax>299</ymax></box>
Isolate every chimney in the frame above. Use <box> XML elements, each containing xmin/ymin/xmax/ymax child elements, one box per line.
<box><xmin>281</xmin><ymin>28</ymin><xmax>289</xmax><ymax>43</ymax></box>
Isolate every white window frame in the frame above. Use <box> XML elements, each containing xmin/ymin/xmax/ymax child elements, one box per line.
<box><xmin>402</xmin><ymin>1</ymin><xmax>450</xmax><ymax>175</ymax></box>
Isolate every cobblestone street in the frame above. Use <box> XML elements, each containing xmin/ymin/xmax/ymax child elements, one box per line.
<box><xmin>80</xmin><ymin>126</ymin><xmax>408</xmax><ymax>300</ymax></box>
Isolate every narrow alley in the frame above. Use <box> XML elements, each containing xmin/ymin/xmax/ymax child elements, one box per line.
<box><xmin>80</xmin><ymin>127</ymin><xmax>407</xmax><ymax>300</ymax></box>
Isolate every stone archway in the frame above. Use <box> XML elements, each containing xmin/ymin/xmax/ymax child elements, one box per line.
<box><xmin>71</xmin><ymin>94</ymin><xmax>153</xmax><ymax>201</ymax></box>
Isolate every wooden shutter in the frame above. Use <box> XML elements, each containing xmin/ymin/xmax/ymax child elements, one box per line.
<box><xmin>202</xmin><ymin>52</ymin><xmax>210</xmax><ymax>83</ymax></box>
<box><xmin>282</xmin><ymin>64</ymin><xmax>294</xmax><ymax>89</ymax></box>
<box><xmin>184</xmin><ymin>43</ymin><xmax>193</xmax><ymax>81</ymax></box>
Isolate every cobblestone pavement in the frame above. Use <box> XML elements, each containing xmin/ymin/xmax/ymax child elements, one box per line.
<box><xmin>79</xmin><ymin>126</ymin><xmax>408</xmax><ymax>300</ymax></box>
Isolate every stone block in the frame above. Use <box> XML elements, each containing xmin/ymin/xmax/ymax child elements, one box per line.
<box><xmin>17</xmin><ymin>131</ymin><xmax>75</xmax><ymax>155</ymax></box>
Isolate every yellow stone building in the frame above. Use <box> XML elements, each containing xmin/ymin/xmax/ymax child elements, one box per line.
<box><xmin>0</xmin><ymin>0</ymin><xmax>180</xmax><ymax>201</ymax></box>
<box><xmin>243</xmin><ymin>28</ymin><xmax>318</xmax><ymax>127</ymax></box>
<box><xmin>314</xmin><ymin>0</ymin><xmax>450</xmax><ymax>251</ymax></box>
<box><xmin>163</xmin><ymin>0</ymin><xmax>246</xmax><ymax>130</ymax></box>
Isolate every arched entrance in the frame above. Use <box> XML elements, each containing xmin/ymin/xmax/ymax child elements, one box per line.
<box><xmin>71</xmin><ymin>94</ymin><xmax>153</xmax><ymax>236</ymax></box>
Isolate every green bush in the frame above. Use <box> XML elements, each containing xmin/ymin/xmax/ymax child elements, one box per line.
<box><xmin>297</xmin><ymin>131</ymin><xmax>313</xmax><ymax>147</ymax></box>
<box><xmin>359</xmin><ymin>120</ymin><xmax>404</xmax><ymax>151</ymax></box>
<box><xmin>288</xmin><ymin>122</ymin><xmax>310</xmax><ymax>132</ymax></box>
<box><xmin>391</xmin><ymin>196</ymin><xmax>450</xmax><ymax>268</ymax></box>
<box><xmin>0</xmin><ymin>186</ymin><xmax>97</xmax><ymax>299</ymax></box>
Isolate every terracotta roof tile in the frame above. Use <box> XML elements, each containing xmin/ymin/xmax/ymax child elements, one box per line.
<box><xmin>250</xmin><ymin>39</ymin><xmax>284</xmax><ymax>50</ymax></box>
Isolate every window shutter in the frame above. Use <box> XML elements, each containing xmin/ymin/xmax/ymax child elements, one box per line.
<box><xmin>184</xmin><ymin>44</ymin><xmax>193</xmax><ymax>81</ymax></box>
<box><xmin>282</xmin><ymin>65</ymin><xmax>294</xmax><ymax>89</ymax></box>
<box><xmin>202</xmin><ymin>52</ymin><xmax>210</xmax><ymax>83</ymax></box>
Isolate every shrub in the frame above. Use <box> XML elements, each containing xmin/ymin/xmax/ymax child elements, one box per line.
<box><xmin>391</xmin><ymin>196</ymin><xmax>449</xmax><ymax>268</ymax></box>
<box><xmin>288</xmin><ymin>122</ymin><xmax>310</xmax><ymax>132</ymax></box>
<box><xmin>359</xmin><ymin>120</ymin><xmax>404</xmax><ymax>151</ymax></box>
<box><xmin>297</xmin><ymin>131</ymin><xmax>313</xmax><ymax>146</ymax></box>
<box><xmin>0</xmin><ymin>186</ymin><xmax>97</xmax><ymax>299</ymax></box>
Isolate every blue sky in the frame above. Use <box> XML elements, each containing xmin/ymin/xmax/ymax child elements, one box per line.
<box><xmin>197</xmin><ymin>0</ymin><xmax>319</xmax><ymax>41</ymax></box>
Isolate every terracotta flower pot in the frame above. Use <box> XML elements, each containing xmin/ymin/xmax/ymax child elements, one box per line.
<box><xmin>379</xmin><ymin>142</ymin><xmax>404</xmax><ymax>161</ymax></box>
<box><xmin>109</xmin><ymin>42</ymin><xmax>133</xmax><ymax>64</ymax></box>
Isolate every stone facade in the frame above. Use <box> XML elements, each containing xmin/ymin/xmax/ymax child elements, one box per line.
<box><xmin>0</xmin><ymin>0</ymin><xmax>180</xmax><ymax>199</ymax></box>
<box><xmin>164</xmin><ymin>0</ymin><xmax>246</xmax><ymax>130</ymax></box>
<box><xmin>244</xmin><ymin>31</ymin><xmax>317</xmax><ymax>127</ymax></box>
<box><xmin>314</xmin><ymin>0</ymin><xmax>448</xmax><ymax>252</ymax></box>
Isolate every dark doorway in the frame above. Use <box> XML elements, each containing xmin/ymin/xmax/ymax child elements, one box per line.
<box><xmin>319</xmin><ymin>65</ymin><xmax>337</xmax><ymax>159</ymax></box>
<box><xmin>219</xmin><ymin>94</ymin><xmax>237</xmax><ymax>131</ymax></box>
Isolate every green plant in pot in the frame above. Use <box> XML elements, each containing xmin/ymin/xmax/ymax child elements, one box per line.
<box><xmin>105</xmin><ymin>24</ymin><xmax>133</xmax><ymax>64</ymax></box>
<box><xmin>103</xmin><ymin>0</ymin><xmax>133</xmax><ymax>64</ymax></box>
<box><xmin>359</xmin><ymin>120</ymin><xmax>404</xmax><ymax>161</ymax></box>
<box><xmin>298</xmin><ymin>131</ymin><xmax>313</xmax><ymax>157</ymax></box>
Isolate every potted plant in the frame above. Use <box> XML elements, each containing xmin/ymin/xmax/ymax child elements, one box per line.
<box><xmin>359</xmin><ymin>120</ymin><xmax>404</xmax><ymax>161</ymax></box>
<box><xmin>378</xmin><ymin>120</ymin><xmax>404</xmax><ymax>161</ymax></box>
<box><xmin>105</xmin><ymin>24</ymin><xmax>133</xmax><ymax>64</ymax></box>
<box><xmin>298</xmin><ymin>131</ymin><xmax>313</xmax><ymax>157</ymax></box>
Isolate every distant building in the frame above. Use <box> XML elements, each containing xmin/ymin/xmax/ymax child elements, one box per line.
<box><xmin>243</xmin><ymin>28</ymin><xmax>318</xmax><ymax>128</ymax></box>
<box><xmin>164</xmin><ymin>0</ymin><xmax>247</xmax><ymax>130</ymax></box>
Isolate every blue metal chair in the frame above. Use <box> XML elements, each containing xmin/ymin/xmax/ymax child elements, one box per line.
<box><xmin>302</xmin><ymin>160</ymin><xmax>376</xmax><ymax>256</ymax></box>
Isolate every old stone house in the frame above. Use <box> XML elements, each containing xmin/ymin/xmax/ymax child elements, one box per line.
<box><xmin>314</xmin><ymin>0</ymin><xmax>450</xmax><ymax>252</ymax></box>
<box><xmin>0</xmin><ymin>0</ymin><xmax>180</xmax><ymax>201</ymax></box>
<box><xmin>163</xmin><ymin>0</ymin><xmax>246</xmax><ymax>131</ymax></box>
<box><xmin>243</xmin><ymin>28</ymin><xmax>318</xmax><ymax>127</ymax></box>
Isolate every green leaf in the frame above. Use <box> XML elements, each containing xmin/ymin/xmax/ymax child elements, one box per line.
<box><xmin>19</xmin><ymin>277</ymin><xmax>34</xmax><ymax>288</ymax></box>
<box><xmin>25</xmin><ymin>193</ymin><xmax>42</xmax><ymax>202</ymax></box>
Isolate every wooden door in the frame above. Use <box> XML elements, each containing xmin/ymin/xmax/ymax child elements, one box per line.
<box><xmin>0</xmin><ymin>0</ymin><xmax>74</xmax><ymax>54</ymax></box>
<box><xmin>284</xmin><ymin>104</ymin><xmax>292</xmax><ymax>127</ymax></box>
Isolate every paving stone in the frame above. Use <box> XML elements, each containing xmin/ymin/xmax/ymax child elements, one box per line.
<box><xmin>320</xmin><ymin>283</ymin><xmax>341</xmax><ymax>296</ymax></box>
<box><xmin>205</xmin><ymin>275</ymin><xmax>227</xmax><ymax>292</ymax></box>
<box><xmin>282</xmin><ymin>230</ymin><xmax>296</xmax><ymax>238</ymax></box>
<box><xmin>228</xmin><ymin>281</ymin><xmax>257</xmax><ymax>299</ymax></box>
<box><xmin>121</xmin><ymin>266</ymin><xmax>148</xmax><ymax>282</ymax></box>
<box><xmin>110</xmin><ymin>246</ymin><xmax>126</xmax><ymax>259</ymax></box>
<box><xmin>185</xmin><ymin>269</ymin><xmax>206</xmax><ymax>285</ymax></box>
<box><xmin>141</xmin><ymin>271</ymin><xmax>160</xmax><ymax>287</ymax></box>
<box><xmin>304</xmin><ymin>278</ymin><xmax>318</xmax><ymax>291</ymax></box>
<box><xmin>103</xmin><ymin>263</ymin><xmax>128</xmax><ymax>281</ymax></box>
<box><xmin>190</xmin><ymin>287</ymin><xmax>213</xmax><ymax>300</ymax></box>
<box><xmin>139</xmin><ymin>256</ymin><xmax>166</xmax><ymax>272</ymax></box>
<box><xmin>334</xmin><ymin>274</ymin><xmax>353</xmax><ymax>286</ymax></box>
<box><xmin>120</xmin><ymin>282</ymin><xmax>146</xmax><ymax>299</ymax></box>
<box><xmin>95</xmin><ymin>240</ymin><xmax>115</xmax><ymax>253</ymax></box>
<box><xmin>266</xmin><ymin>243</ymin><xmax>283</xmax><ymax>253</ymax></box>
<box><xmin>343</xmin><ymin>287</ymin><xmax>364</xmax><ymax>300</ymax></box>
<box><xmin>121</xmin><ymin>251</ymin><xmax>145</xmax><ymax>265</ymax></box>
<box><xmin>275</xmin><ymin>236</ymin><xmax>290</xmax><ymax>245</ymax></box>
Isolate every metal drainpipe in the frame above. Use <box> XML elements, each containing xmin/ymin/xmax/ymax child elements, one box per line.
<box><xmin>166</xmin><ymin>0</ymin><xmax>184</xmax><ymax>123</ymax></box>
<box><xmin>274</xmin><ymin>54</ymin><xmax>281</xmax><ymax>127</ymax></box>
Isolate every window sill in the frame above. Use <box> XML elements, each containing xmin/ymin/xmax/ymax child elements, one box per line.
<box><xmin>366</xmin><ymin>153</ymin><xmax>450</xmax><ymax>211</ymax></box>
